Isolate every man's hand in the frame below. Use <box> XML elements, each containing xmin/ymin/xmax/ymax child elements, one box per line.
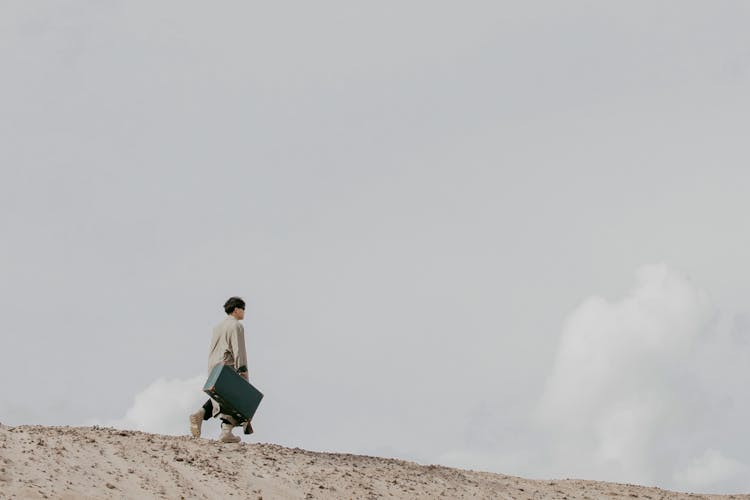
<box><xmin>240</xmin><ymin>371</ymin><xmax>249</xmax><ymax>381</ymax></box>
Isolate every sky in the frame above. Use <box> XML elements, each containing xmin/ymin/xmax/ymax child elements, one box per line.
<box><xmin>2</xmin><ymin>1</ymin><xmax>750</xmax><ymax>494</ymax></box>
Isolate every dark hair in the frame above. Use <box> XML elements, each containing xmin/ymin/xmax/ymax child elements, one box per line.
<box><xmin>224</xmin><ymin>296</ymin><xmax>246</xmax><ymax>314</ymax></box>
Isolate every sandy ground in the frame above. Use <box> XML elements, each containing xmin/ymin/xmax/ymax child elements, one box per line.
<box><xmin>0</xmin><ymin>424</ymin><xmax>747</xmax><ymax>500</ymax></box>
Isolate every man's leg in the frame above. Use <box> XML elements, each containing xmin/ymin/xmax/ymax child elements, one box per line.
<box><xmin>218</xmin><ymin>416</ymin><xmax>241</xmax><ymax>443</ymax></box>
<box><xmin>192</xmin><ymin>398</ymin><xmax>242</xmax><ymax>443</ymax></box>
<box><xmin>189</xmin><ymin>399</ymin><xmax>213</xmax><ymax>438</ymax></box>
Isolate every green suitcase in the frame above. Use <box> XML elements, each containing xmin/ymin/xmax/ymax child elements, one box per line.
<box><xmin>203</xmin><ymin>364</ymin><xmax>264</xmax><ymax>426</ymax></box>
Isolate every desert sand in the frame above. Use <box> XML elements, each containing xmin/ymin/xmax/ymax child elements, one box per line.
<box><xmin>0</xmin><ymin>424</ymin><xmax>747</xmax><ymax>499</ymax></box>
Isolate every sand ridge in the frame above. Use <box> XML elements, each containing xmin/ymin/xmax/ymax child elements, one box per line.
<box><xmin>0</xmin><ymin>424</ymin><xmax>747</xmax><ymax>499</ymax></box>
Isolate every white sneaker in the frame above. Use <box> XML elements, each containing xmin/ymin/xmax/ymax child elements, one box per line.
<box><xmin>219</xmin><ymin>423</ymin><xmax>241</xmax><ymax>443</ymax></box>
<box><xmin>189</xmin><ymin>410</ymin><xmax>203</xmax><ymax>438</ymax></box>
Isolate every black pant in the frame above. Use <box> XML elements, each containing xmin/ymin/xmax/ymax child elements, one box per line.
<box><xmin>202</xmin><ymin>399</ymin><xmax>213</xmax><ymax>420</ymax></box>
<box><xmin>203</xmin><ymin>399</ymin><xmax>233</xmax><ymax>425</ymax></box>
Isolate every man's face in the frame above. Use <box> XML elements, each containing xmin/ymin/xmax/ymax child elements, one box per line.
<box><xmin>234</xmin><ymin>307</ymin><xmax>245</xmax><ymax>320</ymax></box>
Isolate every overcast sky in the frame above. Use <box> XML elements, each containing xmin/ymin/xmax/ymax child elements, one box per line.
<box><xmin>2</xmin><ymin>1</ymin><xmax>750</xmax><ymax>494</ymax></box>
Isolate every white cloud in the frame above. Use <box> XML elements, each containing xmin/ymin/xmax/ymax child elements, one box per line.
<box><xmin>534</xmin><ymin>264</ymin><xmax>747</xmax><ymax>488</ymax></box>
<box><xmin>101</xmin><ymin>374</ymin><xmax>209</xmax><ymax>436</ymax></box>
<box><xmin>674</xmin><ymin>450</ymin><xmax>748</xmax><ymax>488</ymax></box>
<box><xmin>537</xmin><ymin>265</ymin><xmax>715</xmax><ymax>481</ymax></box>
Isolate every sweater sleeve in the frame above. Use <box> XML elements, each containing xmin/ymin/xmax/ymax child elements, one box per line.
<box><xmin>231</xmin><ymin>323</ymin><xmax>248</xmax><ymax>373</ymax></box>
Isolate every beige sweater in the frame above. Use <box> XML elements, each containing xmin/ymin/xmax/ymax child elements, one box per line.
<box><xmin>207</xmin><ymin>316</ymin><xmax>248</xmax><ymax>374</ymax></box>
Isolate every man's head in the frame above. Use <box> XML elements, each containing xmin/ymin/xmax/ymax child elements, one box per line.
<box><xmin>224</xmin><ymin>296</ymin><xmax>246</xmax><ymax>320</ymax></box>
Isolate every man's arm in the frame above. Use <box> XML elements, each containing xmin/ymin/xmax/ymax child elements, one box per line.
<box><xmin>232</xmin><ymin>323</ymin><xmax>249</xmax><ymax>380</ymax></box>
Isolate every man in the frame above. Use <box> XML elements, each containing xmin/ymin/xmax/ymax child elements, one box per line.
<box><xmin>189</xmin><ymin>296</ymin><xmax>249</xmax><ymax>443</ymax></box>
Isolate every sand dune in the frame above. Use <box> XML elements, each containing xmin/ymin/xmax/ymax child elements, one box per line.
<box><xmin>0</xmin><ymin>424</ymin><xmax>746</xmax><ymax>499</ymax></box>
